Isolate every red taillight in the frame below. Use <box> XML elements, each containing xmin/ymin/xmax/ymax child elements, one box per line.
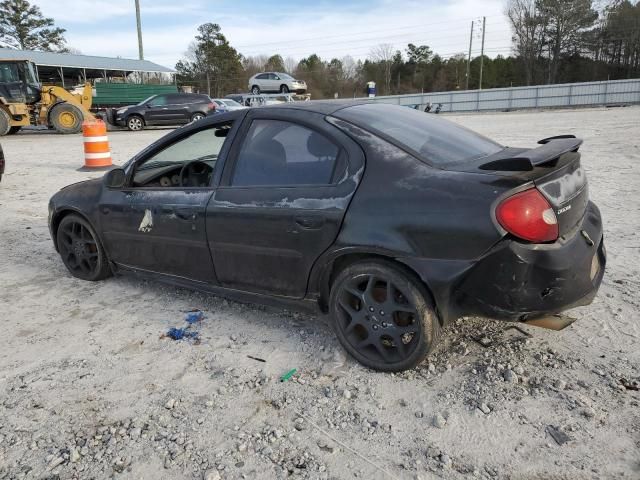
<box><xmin>496</xmin><ymin>188</ymin><xmax>558</xmax><ymax>243</ymax></box>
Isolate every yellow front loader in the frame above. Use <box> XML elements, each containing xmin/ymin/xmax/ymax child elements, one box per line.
<box><xmin>0</xmin><ymin>59</ymin><xmax>95</xmax><ymax>136</ymax></box>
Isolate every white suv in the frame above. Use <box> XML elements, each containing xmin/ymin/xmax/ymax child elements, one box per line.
<box><xmin>248</xmin><ymin>72</ymin><xmax>307</xmax><ymax>94</ymax></box>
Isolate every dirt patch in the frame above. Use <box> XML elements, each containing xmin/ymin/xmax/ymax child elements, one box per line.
<box><xmin>0</xmin><ymin>108</ymin><xmax>638</xmax><ymax>479</ymax></box>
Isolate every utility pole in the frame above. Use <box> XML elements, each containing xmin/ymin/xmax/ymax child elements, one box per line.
<box><xmin>479</xmin><ymin>16</ymin><xmax>486</xmax><ymax>90</ymax></box>
<box><xmin>135</xmin><ymin>0</ymin><xmax>144</xmax><ymax>60</ymax></box>
<box><xmin>465</xmin><ymin>20</ymin><xmax>474</xmax><ymax>90</ymax></box>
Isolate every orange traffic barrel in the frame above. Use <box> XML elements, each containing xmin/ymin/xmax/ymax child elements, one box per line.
<box><xmin>81</xmin><ymin>119</ymin><xmax>112</xmax><ymax>170</ymax></box>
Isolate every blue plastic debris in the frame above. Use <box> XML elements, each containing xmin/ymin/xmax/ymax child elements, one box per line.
<box><xmin>185</xmin><ymin>310</ymin><xmax>204</xmax><ymax>324</ymax></box>
<box><xmin>166</xmin><ymin>327</ymin><xmax>199</xmax><ymax>341</ymax></box>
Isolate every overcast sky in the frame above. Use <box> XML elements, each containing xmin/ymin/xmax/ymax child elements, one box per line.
<box><xmin>31</xmin><ymin>0</ymin><xmax>514</xmax><ymax>68</ymax></box>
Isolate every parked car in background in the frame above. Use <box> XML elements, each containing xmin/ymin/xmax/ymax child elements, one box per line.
<box><xmin>224</xmin><ymin>94</ymin><xmax>248</xmax><ymax>106</ymax></box>
<box><xmin>211</xmin><ymin>98</ymin><xmax>247</xmax><ymax>111</ymax></box>
<box><xmin>248</xmin><ymin>72</ymin><xmax>307</xmax><ymax>94</ymax></box>
<box><xmin>48</xmin><ymin>102</ymin><xmax>605</xmax><ymax>372</ymax></box>
<box><xmin>113</xmin><ymin>93</ymin><xmax>215</xmax><ymax>131</ymax></box>
<box><xmin>0</xmin><ymin>142</ymin><xmax>4</xmax><ymax>182</ymax></box>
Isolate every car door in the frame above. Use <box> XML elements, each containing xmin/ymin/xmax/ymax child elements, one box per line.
<box><xmin>144</xmin><ymin>94</ymin><xmax>170</xmax><ymax>124</ymax></box>
<box><xmin>206</xmin><ymin>108</ymin><xmax>364</xmax><ymax>298</ymax></box>
<box><xmin>98</xmin><ymin>118</ymin><xmax>240</xmax><ymax>283</ymax></box>
<box><xmin>160</xmin><ymin>94</ymin><xmax>190</xmax><ymax>124</ymax></box>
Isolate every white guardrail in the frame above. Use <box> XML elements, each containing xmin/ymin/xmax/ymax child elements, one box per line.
<box><xmin>367</xmin><ymin>78</ymin><xmax>640</xmax><ymax>113</ymax></box>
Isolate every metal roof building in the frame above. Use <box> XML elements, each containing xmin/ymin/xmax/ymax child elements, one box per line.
<box><xmin>0</xmin><ymin>47</ymin><xmax>174</xmax><ymax>86</ymax></box>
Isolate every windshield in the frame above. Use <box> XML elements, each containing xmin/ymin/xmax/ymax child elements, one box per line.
<box><xmin>222</xmin><ymin>99</ymin><xmax>241</xmax><ymax>107</ymax></box>
<box><xmin>334</xmin><ymin>103</ymin><xmax>503</xmax><ymax>166</ymax></box>
<box><xmin>279</xmin><ymin>73</ymin><xmax>293</xmax><ymax>79</ymax></box>
<box><xmin>138</xmin><ymin>95</ymin><xmax>156</xmax><ymax>106</ymax></box>
<box><xmin>0</xmin><ymin>63</ymin><xmax>20</xmax><ymax>83</ymax></box>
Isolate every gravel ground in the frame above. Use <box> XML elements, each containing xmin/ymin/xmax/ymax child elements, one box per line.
<box><xmin>0</xmin><ymin>107</ymin><xmax>638</xmax><ymax>480</ymax></box>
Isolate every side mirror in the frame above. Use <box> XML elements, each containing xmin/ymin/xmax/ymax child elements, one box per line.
<box><xmin>103</xmin><ymin>168</ymin><xmax>126</xmax><ymax>189</ymax></box>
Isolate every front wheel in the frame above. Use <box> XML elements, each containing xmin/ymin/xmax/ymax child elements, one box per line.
<box><xmin>329</xmin><ymin>260</ymin><xmax>440</xmax><ymax>372</ymax></box>
<box><xmin>280</xmin><ymin>84</ymin><xmax>289</xmax><ymax>93</ymax></box>
<box><xmin>127</xmin><ymin>115</ymin><xmax>144</xmax><ymax>131</ymax></box>
<box><xmin>50</xmin><ymin>103</ymin><xmax>83</xmax><ymax>134</ymax></box>
<box><xmin>56</xmin><ymin>214</ymin><xmax>112</xmax><ymax>281</ymax></box>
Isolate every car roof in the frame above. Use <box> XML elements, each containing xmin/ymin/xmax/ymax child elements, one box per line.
<box><xmin>264</xmin><ymin>100</ymin><xmax>373</xmax><ymax>115</ymax></box>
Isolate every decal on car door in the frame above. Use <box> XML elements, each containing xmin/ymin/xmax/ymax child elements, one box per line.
<box><xmin>138</xmin><ymin>209</ymin><xmax>154</xmax><ymax>233</ymax></box>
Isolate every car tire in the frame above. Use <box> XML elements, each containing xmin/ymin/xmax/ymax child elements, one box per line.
<box><xmin>7</xmin><ymin>126</ymin><xmax>21</xmax><ymax>135</ymax></box>
<box><xmin>0</xmin><ymin>109</ymin><xmax>12</xmax><ymax>136</ymax></box>
<box><xmin>329</xmin><ymin>260</ymin><xmax>440</xmax><ymax>372</ymax></box>
<box><xmin>191</xmin><ymin>112</ymin><xmax>205</xmax><ymax>122</ymax></box>
<box><xmin>56</xmin><ymin>214</ymin><xmax>112</xmax><ymax>281</ymax></box>
<box><xmin>49</xmin><ymin>103</ymin><xmax>83</xmax><ymax>134</ymax></box>
<box><xmin>127</xmin><ymin>115</ymin><xmax>144</xmax><ymax>131</ymax></box>
<box><xmin>280</xmin><ymin>85</ymin><xmax>289</xmax><ymax>93</ymax></box>
<box><xmin>251</xmin><ymin>85</ymin><xmax>260</xmax><ymax>95</ymax></box>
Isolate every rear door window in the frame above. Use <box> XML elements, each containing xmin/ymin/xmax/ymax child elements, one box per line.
<box><xmin>334</xmin><ymin>103</ymin><xmax>503</xmax><ymax>166</ymax></box>
<box><xmin>231</xmin><ymin>120</ymin><xmax>340</xmax><ymax>187</ymax></box>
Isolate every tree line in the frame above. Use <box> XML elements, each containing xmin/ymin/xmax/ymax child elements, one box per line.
<box><xmin>1</xmin><ymin>0</ymin><xmax>638</xmax><ymax>98</ymax></box>
<box><xmin>176</xmin><ymin>0</ymin><xmax>640</xmax><ymax>99</ymax></box>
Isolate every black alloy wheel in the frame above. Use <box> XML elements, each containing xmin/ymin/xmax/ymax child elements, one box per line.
<box><xmin>56</xmin><ymin>214</ymin><xmax>111</xmax><ymax>281</ymax></box>
<box><xmin>330</xmin><ymin>261</ymin><xmax>439</xmax><ymax>371</ymax></box>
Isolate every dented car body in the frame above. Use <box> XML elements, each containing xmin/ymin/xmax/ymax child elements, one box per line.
<box><xmin>48</xmin><ymin>102</ymin><xmax>605</xmax><ymax>371</ymax></box>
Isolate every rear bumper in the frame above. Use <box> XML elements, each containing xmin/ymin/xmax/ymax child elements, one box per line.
<box><xmin>454</xmin><ymin>201</ymin><xmax>605</xmax><ymax>321</ymax></box>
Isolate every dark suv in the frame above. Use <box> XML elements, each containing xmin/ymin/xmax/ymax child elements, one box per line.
<box><xmin>113</xmin><ymin>93</ymin><xmax>215</xmax><ymax>131</ymax></box>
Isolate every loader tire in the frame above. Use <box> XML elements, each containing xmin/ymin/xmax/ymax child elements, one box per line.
<box><xmin>0</xmin><ymin>109</ymin><xmax>11</xmax><ymax>136</ymax></box>
<box><xmin>50</xmin><ymin>103</ymin><xmax>83</xmax><ymax>134</ymax></box>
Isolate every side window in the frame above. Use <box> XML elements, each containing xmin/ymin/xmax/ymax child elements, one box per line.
<box><xmin>271</xmin><ymin>74</ymin><xmax>280</xmax><ymax>80</ymax></box>
<box><xmin>132</xmin><ymin>123</ymin><xmax>232</xmax><ymax>187</ymax></box>
<box><xmin>148</xmin><ymin>95</ymin><xmax>167</xmax><ymax>107</ymax></box>
<box><xmin>166</xmin><ymin>94</ymin><xmax>183</xmax><ymax>104</ymax></box>
<box><xmin>231</xmin><ymin>120</ymin><xmax>340</xmax><ymax>187</ymax></box>
<box><xmin>256</xmin><ymin>73</ymin><xmax>269</xmax><ymax>80</ymax></box>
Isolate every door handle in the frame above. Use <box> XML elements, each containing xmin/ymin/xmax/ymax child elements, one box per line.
<box><xmin>294</xmin><ymin>216</ymin><xmax>324</xmax><ymax>230</ymax></box>
<box><xmin>161</xmin><ymin>206</ymin><xmax>195</xmax><ymax>220</ymax></box>
<box><xmin>174</xmin><ymin>207</ymin><xmax>195</xmax><ymax>220</ymax></box>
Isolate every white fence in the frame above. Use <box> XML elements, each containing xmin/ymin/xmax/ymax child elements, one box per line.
<box><xmin>369</xmin><ymin>78</ymin><xmax>640</xmax><ymax>113</ymax></box>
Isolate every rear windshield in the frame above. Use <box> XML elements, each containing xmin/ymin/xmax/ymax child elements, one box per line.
<box><xmin>334</xmin><ymin>103</ymin><xmax>503</xmax><ymax>166</ymax></box>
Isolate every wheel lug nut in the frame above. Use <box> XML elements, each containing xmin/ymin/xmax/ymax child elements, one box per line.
<box><xmin>369</xmin><ymin>307</ymin><xmax>374</xmax><ymax>312</ymax></box>
<box><xmin>380</xmin><ymin>311</ymin><xmax>385</xmax><ymax>315</ymax></box>
<box><xmin>382</xmin><ymin>322</ymin><xmax>387</xmax><ymax>327</ymax></box>
<box><xmin>372</xmin><ymin>325</ymin><xmax>378</xmax><ymax>330</ymax></box>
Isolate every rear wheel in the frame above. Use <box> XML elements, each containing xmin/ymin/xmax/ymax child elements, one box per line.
<box><xmin>251</xmin><ymin>85</ymin><xmax>260</xmax><ymax>95</ymax></box>
<box><xmin>191</xmin><ymin>112</ymin><xmax>205</xmax><ymax>122</ymax></box>
<box><xmin>127</xmin><ymin>115</ymin><xmax>144</xmax><ymax>131</ymax></box>
<box><xmin>329</xmin><ymin>260</ymin><xmax>440</xmax><ymax>372</ymax></box>
<box><xmin>7</xmin><ymin>126</ymin><xmax>21</xmax><ymax>135</ymax></box>
<box><xmin>0</xmin><ymin>109</ymin><xmax>11</xmax><ymax>136</ymax></box>
<box><xmin>280</xmin><ymin>84</ymin><xmax>289</xmax><ymax>93</ymax></box>
<box><xmin>50</xmin><ymin>103</ymin><xmax>83</xmax><ymax>134</ymax></box>
<box><xmin>56</xmin><ymin>214</ymin><xmax>112</xmax><ymax>281</ymax></box>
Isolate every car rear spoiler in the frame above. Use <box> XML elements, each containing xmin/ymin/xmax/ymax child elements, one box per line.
<box><xmin>479</xmin><ymin>135</ymin><xmax>583</xmax><ymax>171</ymax></box>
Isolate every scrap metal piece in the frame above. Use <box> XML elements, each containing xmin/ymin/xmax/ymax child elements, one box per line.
<box><xmin>547</xmin><ymin>426</ymin><xmax>571</xmax><ymax>445</ymax></box>
<box><xmin>524</xmin><ymin>314</ymin><xmax>577</xmax><ymax>330</ymax></box>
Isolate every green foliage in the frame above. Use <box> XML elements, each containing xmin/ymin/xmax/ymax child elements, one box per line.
<box><xmin>175</xmin><ymin>23</ymin><xmax>243</xmax><ymax>97</ymax></box>
<box><xmin>0</xmin><ymin>0</ymin><xmax>67</xmax><ymax>51</ymax></box>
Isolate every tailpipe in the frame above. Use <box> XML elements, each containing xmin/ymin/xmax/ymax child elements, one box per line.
<box><xmin>522</xmin><ymin>314</ymin><xmax>577</xmax><ymax>331</ymax></box>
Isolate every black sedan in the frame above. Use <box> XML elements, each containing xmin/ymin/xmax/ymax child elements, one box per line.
<box><xmin>48</xmin><ymin>102</ymin><xmax>605</xmax><ymax>371</ymax></box>
<box><xmin>113</xmin><ymin>93</ymin><xmax>216</xmax><ymax>131</ymax></box>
